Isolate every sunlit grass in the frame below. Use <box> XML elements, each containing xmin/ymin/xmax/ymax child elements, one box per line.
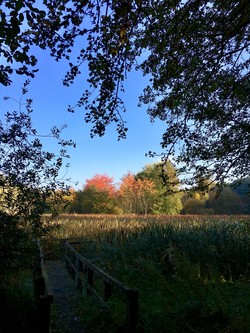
<box><xmin>44</xmin><ymin>213</ymin><xmax>250</xmax><ymax>240</ymax></box>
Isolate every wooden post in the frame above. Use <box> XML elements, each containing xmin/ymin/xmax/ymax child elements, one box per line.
<box><xmin>103</xmin><ymin>281</ymin><xmax>112</xmax><ymax>302</ymax></box>
<box><xmin>87</xmin><ymin>268</ymin><xmax>94</xmax><ymax>295</ymax></box>
<box><xmin>38</xmin><ymin>296</ymin><xmax>52</xmax><ymax>333</ymax></box>
<box><xmin>71</xmin><ymin>252</ymin><xmax>76</xmax><ymax>280</ymax></box>
<box><xmin>126</xmin><ymin>289</ymin><xmax>139</xmax><ymax>333</ymax></box>
<box><xmin>37</xmin><ymin>276</ymin><xmax>45</xmax><ymax>299</ymax></box>
<box><xmin>60</xmin><ymin>239</ymin><xmax>66</xmax><ymax>260</ymax></box>
<box><xmin>65</xmin><ymin>244</ymin><xmax>70</xmax><ymax>271</ymax></box>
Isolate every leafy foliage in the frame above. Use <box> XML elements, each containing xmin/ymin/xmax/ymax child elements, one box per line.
<box><xmin>1</xmin><ymin>1</ymin><xmax>249</xmax><ymax>186</ymax></box>
<box><xmin>68</xmin><ymin>174</ymin><xmax>119</xmax><ymax>214</ymax></box>
<box><xmin>61</xmin><ymin>164</ymin><xmax>248</xmax><ymax>215</ymax></box>
<box><xmin>136</xmin><ymin>162</ymin><xmax>183</xmax><ymax>214</ymax></box>
<box><xmin>138</xmin><ymin>0</ymin><xmax>250</xmax><ymax>186</ymax></box>
<box><xmin>66</xmin><ymin>163</ymin><xmax>182</xmax><ymax>215</ymax></box>
<box><xmin>233</xmin><ymin>177</ymin><xmax>250</xmax><ymax>196</ymax></box>
<box><xmin>118</xmin><ymin>172</ymin><xmax>158</xmax><ymax>215</ymax></box>
<box><xmin>181</xmin><ymin>179</ymin><xmax>250</xmax><ymax>215</ymax></box>
<box><xmin>70</xmin><ymin>186</ymin><xmax>119</xmax><ymax>214</ymax></box>
<box><xmin>117</xmin><ymin>162</ymin><xmax>183</xmax><ymax>215</ymax></box>
<box><xmin>207</xmin><ymin>187</ymin><xmax>242</xmax><ymax>215</ymax></box>
<box><xmin>0</xmin><ymin>0</ymin><xmax>44</xmax><ymax>85</ymax></box>
<box><xmin>0</xmin><ymin>82</ymin><xmax>74</xmax><ymax>274</ymax></box>
<box><xmin>0</xmin><ymin>212</ymin><xmax>33</xmax><ymax>275</ymax></box>
<box><xmin>0</xmin><ymin>270</ymin><xmax>39</xmax><ymax>333</ymax></box>
<box><xmin>118</xmin><ymin>172</ymin><xmax>137</xmax><ymax>214</ymax></box>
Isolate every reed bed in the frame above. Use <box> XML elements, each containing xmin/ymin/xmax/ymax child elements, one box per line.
<box><xmin>44</xmin><ymin>213</ymin><xmax>250</xmax><ymax>240</ymax></box>
<box><xmin>43</xmin><ymin>214</ymin><xmax>250</xmax><ymax>332</ymax></box>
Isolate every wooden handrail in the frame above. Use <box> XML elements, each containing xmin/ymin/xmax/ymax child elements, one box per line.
<box><xmin>37</xmin><ymin>240</ymin><xmax>53</xmax><ymax>299</ymax></box>
<box><xmin>63</xmin><ymin>240</ymin><xmax>139</xmax><ymax>333</ymax></box>
<box><xmin>34</xmin><ymin>240</ymin><xmax>53</xmax><ymax>333</ymax></box>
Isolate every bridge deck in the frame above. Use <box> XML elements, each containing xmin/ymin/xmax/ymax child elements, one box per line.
<box><xmin>45</xmin><ymin>260</ymin><xmax>85</xmax><ymax>333</ymax></box>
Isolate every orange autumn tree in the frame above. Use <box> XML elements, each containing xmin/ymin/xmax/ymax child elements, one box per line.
<box><xmin>136</xmin><ymin>178</ymin><xmax>157</xmax><ymax>215</ymax></box>
<box><xmin>118</xmin><ymin>172</ymin><xmax>157</xmax><ymax>215</ymax></box>
<box><xmin>118</xmin><ymin>172</ymin><xmax>137</xmax><ymax>214</ymax></box>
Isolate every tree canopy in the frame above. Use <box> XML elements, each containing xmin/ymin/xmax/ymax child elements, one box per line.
<box><xmin>65</xmin><ymin>162</ymin><xmax>183</xmax><ymax>215</ymax></box>
<box><xmin>84</xmin><ymin>173</ymin><xmax>116</xmax><ymax>196</ymax></box>
<box><xmin>136</xmin><ymin>162</ymin><xmax>183</xmax><ymax>214</ymax></box>
<box><xmin>1</xmin><ymin>0</ymin><xmax>249</xmax><ymax>186</ymax></box>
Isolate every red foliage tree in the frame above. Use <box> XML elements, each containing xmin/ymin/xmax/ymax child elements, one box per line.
<box><xmin>84</xmin><ymin>173</ymin><xmax>116</xmax><ymax>197</ymax></box>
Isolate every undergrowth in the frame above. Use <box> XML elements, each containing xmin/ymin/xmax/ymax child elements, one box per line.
<box><xmin>0</xmin><ymin>270</ymin><xmax>39</xmax><ymax>333</ymax></box>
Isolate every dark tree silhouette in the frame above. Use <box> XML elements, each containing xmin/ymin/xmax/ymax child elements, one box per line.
<box><xmin>1</xmin><ymin>0</ymin><xmax>249</xmax><ymax>186</ymax></box>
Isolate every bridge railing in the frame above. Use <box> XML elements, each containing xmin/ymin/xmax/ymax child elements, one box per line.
<box><xmin>62</xmin><ymin>240</ymin><xmax>139</xmax><ymax>333</ymax></box>
<box><xmin>34</xmin><ymin>240</ymin><xmax>53</xmax><ymax>333</ymax></box>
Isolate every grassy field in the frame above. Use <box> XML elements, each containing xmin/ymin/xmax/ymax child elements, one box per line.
<box><xmin>44</xmin><ymin>214</ymin><xmax>250</xmax><ymax>332</ymax></box>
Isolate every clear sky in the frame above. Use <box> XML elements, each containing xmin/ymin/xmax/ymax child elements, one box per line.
<box><xmin>1</xmin><ymin>47</ymin><xmax>166</xmax><ymax>189</ymax></box>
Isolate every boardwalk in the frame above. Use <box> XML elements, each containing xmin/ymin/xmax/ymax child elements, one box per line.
<box><xmin>45</xmin><ymin>260</ymin><xmax>85</xmax><ymax>333</ymax></box>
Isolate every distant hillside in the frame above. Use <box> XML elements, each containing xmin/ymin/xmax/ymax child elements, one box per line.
<box><xmin>231</xmin><ymin>177</ymin><xmax>250</xmax><ymax>196</ymax></box>
<box><xmin>229</xmin><ymin>178</ymin><xmax>250</xmax><ymax>214</ymax></box>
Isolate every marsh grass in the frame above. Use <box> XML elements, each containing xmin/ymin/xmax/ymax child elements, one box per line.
<box><xmin>44</xmin><ymin>214</ymin><xmax>250</xmax><ymax>332</ymax></box>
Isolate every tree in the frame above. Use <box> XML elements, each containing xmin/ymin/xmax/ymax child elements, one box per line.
<box><xmin>84</xmin><ymin>173</ymin><xmax>117</xmax><ymax>196</ymax></box>
<box><xmin>232</xmin><ymin>177</ymin><xmax>250</xmax><ymax>214</ymax></box>
<box><xmin>70</xmin><ymin>187</ymin><xmax>118</xmax><ymax>214</ymax></box>
<box><xmin>118</xmin><ymin>172</ymin><xmax>137</xmax><ymax>214</ymax></box>
<box><xmin>207</xmin><ymin>187</ymin><xmax>242</xmax><ymax>215</ymax></box>
<box><xmin>0</xmin><ymin>82</ymin><xmax>73</xmax><ymax>272</ymax></box>
<box><xmin>136</xmin><ymin>162</ymin><xmax>183</xmax><ymax>214</ymax></box>
<box><xmin>69</xmin><ymin>173</ymin><xmax>118</xmax><ymax>214</ymax></box>
<box><xmin>118</xmin><ymin>162</ymin><xmax>182</xmax><ymax>215</ymax></box>
<box><xmin>135</xmin><ymin>178</ymin><xmax>156</xmax><ymax>215</ymax></box>
<box><xmin>47</xmin><ymin>187</ymin><xmax>76</xmax><ymax>213</ymax></box>
<box><xmin>232</xmin><ymin>177</ymin><xmax>250</xmax><ymax>196</ymax></box>
<box><xmin>138</xmin><ymin>0</ymin><xmax>250</xmax><ymax>187</ymax></box>
<box><xmin>118</xmin><ymin>170</ymin><xmax>157</xmax><ymax>215</ymax></box>
<box><xmin>181</xmin><ymin>192</ymin><xmax>212</xmax><ymax>215</ymax></box>
<box><xmin>0</xmin><ymin>0</ymin><xmax>41</xmax><ymax>85</ymax></box>
<box><xmin>1</xmin><ymin>1</ymin><xmax>249</xmax><ymax>186</ymax></box>
<box><xmin>67</xmin><ymin>190</ymin><xmax>85</xmax><ymax>214</ymax></box>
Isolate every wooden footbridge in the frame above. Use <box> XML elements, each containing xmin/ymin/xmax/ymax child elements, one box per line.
<box><xmin>34</xmin><ymin>240</ymin><xmax>138</xmax><ymax>333</ymax></box>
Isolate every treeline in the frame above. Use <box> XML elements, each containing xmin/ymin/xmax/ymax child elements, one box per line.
<box><xmin>52</xmin><ymin>162</ymin><xmax>250</xmax><ymax>215</ymax></box>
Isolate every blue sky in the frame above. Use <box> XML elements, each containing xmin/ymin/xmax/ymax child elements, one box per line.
<box><xmin>1</xmin><ymin>48</ymin><xmax>166</xmax><ymax>189</ymax></box>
